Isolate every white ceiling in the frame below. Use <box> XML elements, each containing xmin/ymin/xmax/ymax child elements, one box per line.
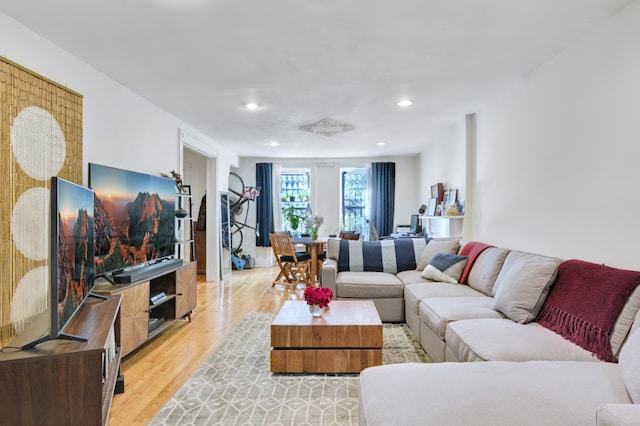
<box><xmin>0</xmin><ymin>0</ymin><xmax>633</xmax><ymax>158</ymax></box>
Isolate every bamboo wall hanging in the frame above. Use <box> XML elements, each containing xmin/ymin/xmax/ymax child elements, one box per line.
<box><xmin>0</xmin><ymin>57</ymin><xmax>83</xmax><ymax>347</ymax></box>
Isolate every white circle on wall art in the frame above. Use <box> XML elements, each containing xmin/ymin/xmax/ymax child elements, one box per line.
<box><xmin>10</xmin><ymin>266</ymin><xmax>49</xmax><ymax>335</ymax></box>
<box><xmin>11</xmin><ymin>187</ymin><xmax>50</xmax><ymax>261</ymax></box>
<box><xmin>11</xmin><ymin>106</ymin><xmax>67</xmax><ymax>180</ymax></box>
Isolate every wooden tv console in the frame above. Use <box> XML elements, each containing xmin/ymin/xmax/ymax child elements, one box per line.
<box><xmin>93</xmin><ymin>261</ymin><xmax>197</xmax><ymax>357</ymax></box>
<box><xmin>0</xmin><ymin>295</ymin><xmax>122</xmax><ymax>425</ymax></box>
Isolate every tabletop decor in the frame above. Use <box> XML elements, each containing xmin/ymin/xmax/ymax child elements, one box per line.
<box><xmin>303</xmin><ymin>286</ymin><xmax>333</xmax><ymax>316</ymax></box>
<box><xmin>305</xmin><ymin>213</ymin><xmax>324</xmax><ymax>240</ymax></box>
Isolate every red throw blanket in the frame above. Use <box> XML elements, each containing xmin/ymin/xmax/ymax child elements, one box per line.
<box><xmin>458</xmin><ymin>241</ymin><xmax>493</xmax><ymax>284</ymax></box>
<box><xmin>537</xmin><ymin>259</ymin><xmax>640</xmax><ymax>362</ymax></box>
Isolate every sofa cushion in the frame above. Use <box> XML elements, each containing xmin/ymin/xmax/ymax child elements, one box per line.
<box><xmin>404</xmin><ymin>282</ymin><xmax>485</xmax><ymax>316</ymax></box>
<box><xmin>492</xmin><ymin>251</ymin><xmax>561</xmax><ymax>324</ymax></box>
<box><xmin>419</xmin><ymin>296</ymin><xmax>503</xmax><ymax>339</ymax></box>
<box><xmin>359</xmin><ymin>362</ymin><xmax>629</xmax><ymax>426</ymax></box>
<box><xmin>335</xmin><ymin>271</ymin><xmax>404</xmax><ymax>298</ymax></box>
<box><xmin>617</xmin><ymin>326</ymin><xmax>640</xmax><ymax>403</ymax></box>
<box><xmin>537</xmin><ymin>260</ymin><xmax>640</xmax><ymax>362</ymax></box>
<box><xmin>415</xmin><ymin>239</ymin><xmax>460</xmax><ymax>270</ymax></box>
<box><xmin>420</xmin><ymin>253</ymin><xmax>468</xmax><ymax>284</ymax></box>
<box><xmin>467</xmin><ymin>247</ymin><xmax>510</xmax><ymax>296</ymax></box>
<box><xmin>395</xmin><ymin>269</ymin><xmax>429</xmax><ymax>284</ymax></box>
<box><xmin>328</xmin><ymin>238</ymin><xmax>429</xmax><ymax>273</ymax></box>
<box><xmin>446</xmin><ymin>318</ymin><xmax>600</xmax><ymax>362</ymax></box>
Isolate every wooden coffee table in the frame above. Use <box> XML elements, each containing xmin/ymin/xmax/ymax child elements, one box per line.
<box><xmin>270</xmin><ymin>300</ymin><xmax>383</xmax><ymax>373</ymax></box>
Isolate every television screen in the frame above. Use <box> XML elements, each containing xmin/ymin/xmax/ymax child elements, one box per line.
<box><xmin>50</xmin><ymin>177</ymin><xmax>95</xmax><ymax>338</ymax></box>
<box><xmin>89</xmin><ymin>163</ymin><xmax>176</xmax><ymax>276</ymax></box>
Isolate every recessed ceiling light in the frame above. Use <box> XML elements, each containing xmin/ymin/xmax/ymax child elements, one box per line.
<box><xmin>244</xmin><ymin>102</ymin><xmax>261</xmax><ymax>110</ymax></box>
<box><xmin>269</xmin><ymin>141</ymin><xmax>280</xmax><ymax>147</ymax></box>
<box><xmin>396</xmin><ymin>99</ymin><xmax>413</xmax><ymax>107</ymax></box>
<box><xmin>376</xmin><ymin>142</ymin><xmax>386</xmax><ymax>146</ymax></box>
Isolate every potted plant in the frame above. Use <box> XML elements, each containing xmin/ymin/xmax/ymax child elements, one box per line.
<box><xmin>283</xmin><ymin>205</ymin><xmax>304</xmax><ymax>231</ymax></box>
<box><xmin>304</xmin><ymin>213</ymin><xmax>324</xmax><ymax>240</ymax></box>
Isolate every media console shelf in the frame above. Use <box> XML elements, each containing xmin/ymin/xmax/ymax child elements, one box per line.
<box><xmin>93</xmin><ymin>261</ymin><xmax>197</xmax><ymax>357</ymax></box>
<box><xmin>0</xmin><ymin>295</ymin><xmax>122</xmax><ymax>425</ymax></box>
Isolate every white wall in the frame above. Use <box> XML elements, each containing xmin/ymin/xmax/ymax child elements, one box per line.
<box><xmin>237</xmin><ymin>155</ymin><xmax>419</xmax><ymax>266</ymax></box>
<box><xmin>419</xmin><ymin>117</ymin><xmax>467</xmax><ymax>206</ymax></box>
<box><xmin>466</xmin><ymin>1</ymin><xmax>640</xmax><ymax>269</ymax></box>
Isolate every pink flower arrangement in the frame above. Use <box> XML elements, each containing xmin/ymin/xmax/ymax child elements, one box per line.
<box><xmin>303</xmin><ymin>286</ymin><xmax>333</xmax><ymax>309</ymax></box>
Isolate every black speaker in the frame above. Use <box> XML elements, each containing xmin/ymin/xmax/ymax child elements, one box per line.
<box><xmin>115</xmin><ymin>374</ymin><xmax>125</xmax><ymax>394</ymax></box>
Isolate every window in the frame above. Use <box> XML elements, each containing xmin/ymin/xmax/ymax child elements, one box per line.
<box><xmin>341</xmin><ymin>167</ymin><xmax>369</xmax><ymax>236</ymax></box>
<box><xmin>280</xmin><ymin>170</ymin><xmax>310</xmax><ymax>234</ymax></box>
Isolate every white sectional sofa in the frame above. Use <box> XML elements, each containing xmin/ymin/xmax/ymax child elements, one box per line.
<box><xmin>319</xmin><ymin>238</ymin><xmax>640</xmax><ymax>425</ymax></box>
<box><xmin>359</xmin><ymin>341</ymin><xmax>640</xmax><ymax>425</ymax></box>
<box><xmin>360</xmin><ymin>307</ymin><xmax>640</xmax><ymax>425</ymax></box>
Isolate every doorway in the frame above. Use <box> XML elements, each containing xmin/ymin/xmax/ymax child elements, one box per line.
<box><xmin>183</xmin><ymin>148</ymin><xmax>207</xmax><ymax>274</ymax></box>
<box><xmin>179</xmin><ymin>130</ymin><xmax>219</xmax><ymax>281</ymax></box>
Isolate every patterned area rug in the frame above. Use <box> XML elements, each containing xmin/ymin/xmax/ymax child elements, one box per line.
<box><xmin>151</xmin><ymin>312</ymin><xmax>430</xmax><ymax>426</ymax></box>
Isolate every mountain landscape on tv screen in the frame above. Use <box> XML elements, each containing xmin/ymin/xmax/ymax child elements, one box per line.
<box><xmin>94</xmin><ymin>191</ymin><xmax>175</xmax><ymax>274</ymax></box>
<box><xmin>57</xmin><ymin>208</ymin><xmax>94</xmax><ymax>327</ymax></box>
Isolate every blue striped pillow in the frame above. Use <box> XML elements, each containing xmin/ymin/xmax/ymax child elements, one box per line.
<box><xmin>335</xmin><ymin>238</ymin><xmax>430</xmax><ymax>273</ymax></box>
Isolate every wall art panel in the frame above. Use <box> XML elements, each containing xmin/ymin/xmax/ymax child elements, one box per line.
<box><xmin>0</xmin><ymin>57</ymin><xmax>82</xmax><ymax>347</ymax></box>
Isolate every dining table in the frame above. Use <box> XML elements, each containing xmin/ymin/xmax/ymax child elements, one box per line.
<box><xmin>291</xmin><ymin>237</ymin><xmax>329</xmax><ymax>284</ymax></box>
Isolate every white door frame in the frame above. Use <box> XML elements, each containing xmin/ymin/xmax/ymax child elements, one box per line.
<box><xmin>179</xmin><ymin>129</ymin><xmax>219</xmax><ymax>281</ymax></box>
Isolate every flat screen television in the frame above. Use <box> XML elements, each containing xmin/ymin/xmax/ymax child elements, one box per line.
<box><xmin>89</xmin><ymin>163</ymin><xmax>176</xmax><ymax>277</ymax></box>
<box><xmin>19</xmin><ymin>177</ymin><xmax>96</xmax><ymax>350</ymax></box>
<box><xmin>51</xmin><ymin>176</ymin><xmax>97</xmax><ymax>342</ymax></box>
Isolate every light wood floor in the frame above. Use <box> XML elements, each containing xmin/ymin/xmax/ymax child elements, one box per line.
<box><xmin>107</xmin><ymin>266</ymin><xmax>303</xmax><ymax>426</ymax></box>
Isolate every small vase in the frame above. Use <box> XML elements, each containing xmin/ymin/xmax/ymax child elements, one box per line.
<box><xmin>309</xmin><ymin>304</ymin><xmax>324</xmax><ymax>317</ymax></box>
<box><xmin>310</xmin><ymin>229</ymin><xmax>318</xmax><ymax>240</ymax></box>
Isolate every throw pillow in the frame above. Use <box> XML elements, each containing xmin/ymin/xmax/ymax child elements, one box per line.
<box><xmin>416</xmin><ymin>239</ymin><xmax>460</xmax><ymax>270</ymax></box>
<box><xmin>420</xmin><ymin>253</ymin><xmax>468</xmax><ymax>283</ymax></box>
<box><xmin>457</xmin><ymin>241</ymin><xmax>494</xmax><ymax>284</ymax></box>
<box><xmin>537</xmin><ymin>259</ymin><xmax>640</xmax><ymax>362</ymax></box>
<box><xmin>492</xmin><ymin>250</ymin><xmax>561</xmax><ymax>324</ymax></box>
<box><xmin>619</xmin><ymin>327</ymin><xmax>640</xmax><ymax>403</ymax></box>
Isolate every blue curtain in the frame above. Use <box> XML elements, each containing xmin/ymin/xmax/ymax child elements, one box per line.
<box><xmin>371</xmin><ymin>162</ymin><xmax>395</xmax><ymax>237</ymax></box>
<box><xmin>255</xmin><ymin>163</ymin><xmax>273</xmax><ymax>246</ymax></box>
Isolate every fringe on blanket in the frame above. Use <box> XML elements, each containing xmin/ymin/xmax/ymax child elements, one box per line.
<box><xmin>537</xmin><ymin>304</ymin><xmax>615</xmax><ymax>362</ymax></box>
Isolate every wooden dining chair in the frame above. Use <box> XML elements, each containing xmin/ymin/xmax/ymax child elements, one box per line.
<box><xmin>269</xmin><ymin>233</ymin><xmax>312</xmax><ymax>288</ymax></box>
<box><xmin>339</xmin><ymin>231</ymin><xmax>360</xmax><ymax>240</ymax></box>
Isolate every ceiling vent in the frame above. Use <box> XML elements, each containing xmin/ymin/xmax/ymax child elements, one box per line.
<box><xmin>299</xmin><ymin>118</ymin><xmax>354</xmax><ymax>137</ymax></box>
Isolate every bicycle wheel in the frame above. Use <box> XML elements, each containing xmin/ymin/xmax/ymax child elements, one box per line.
<box><xmin>229</xmin><ymin>221</ymin><xmax>244</xmax><ymax>255</ymax></box>
<box><xmin>228</xmin><ymin>172</ymin><xmax>245</xmax><ymax>208</ymax></box>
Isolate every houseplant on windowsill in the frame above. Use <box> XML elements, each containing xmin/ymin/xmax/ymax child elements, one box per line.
<box><xmin>283</xmin><ymin>205</ymin><xmax>305</xmax><ymax>235</ymax></box>
<box><xmin>305</xmin><ymin>213</ymin><xmax>324</xmax><ymax>240</ymax></box>
<box><xmin>303</xmin><ymin>286</ymin><xmax>333</xmax><ymax>317</ymax></box>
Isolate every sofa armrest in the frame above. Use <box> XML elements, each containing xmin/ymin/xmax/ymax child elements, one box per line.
<box><xmin>320</xmin><ymin>259</ymin><xmax>338</xmax><ymax>296</ymax></box>
<box><xmin>597</xmin><ymin>404</ymin><xmax>640</xmax><ymax>426</ymax></box>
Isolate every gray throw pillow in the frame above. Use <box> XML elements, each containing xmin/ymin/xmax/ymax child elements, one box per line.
<box><xmin>416</xmin><ymin>239</ymin><xmax>460</xmax><ymax>270</ymax></box>
<box><xmin>492</xmin><ymin>251</ymin><xmax>561</xmax><ymax>324</ymax></box>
